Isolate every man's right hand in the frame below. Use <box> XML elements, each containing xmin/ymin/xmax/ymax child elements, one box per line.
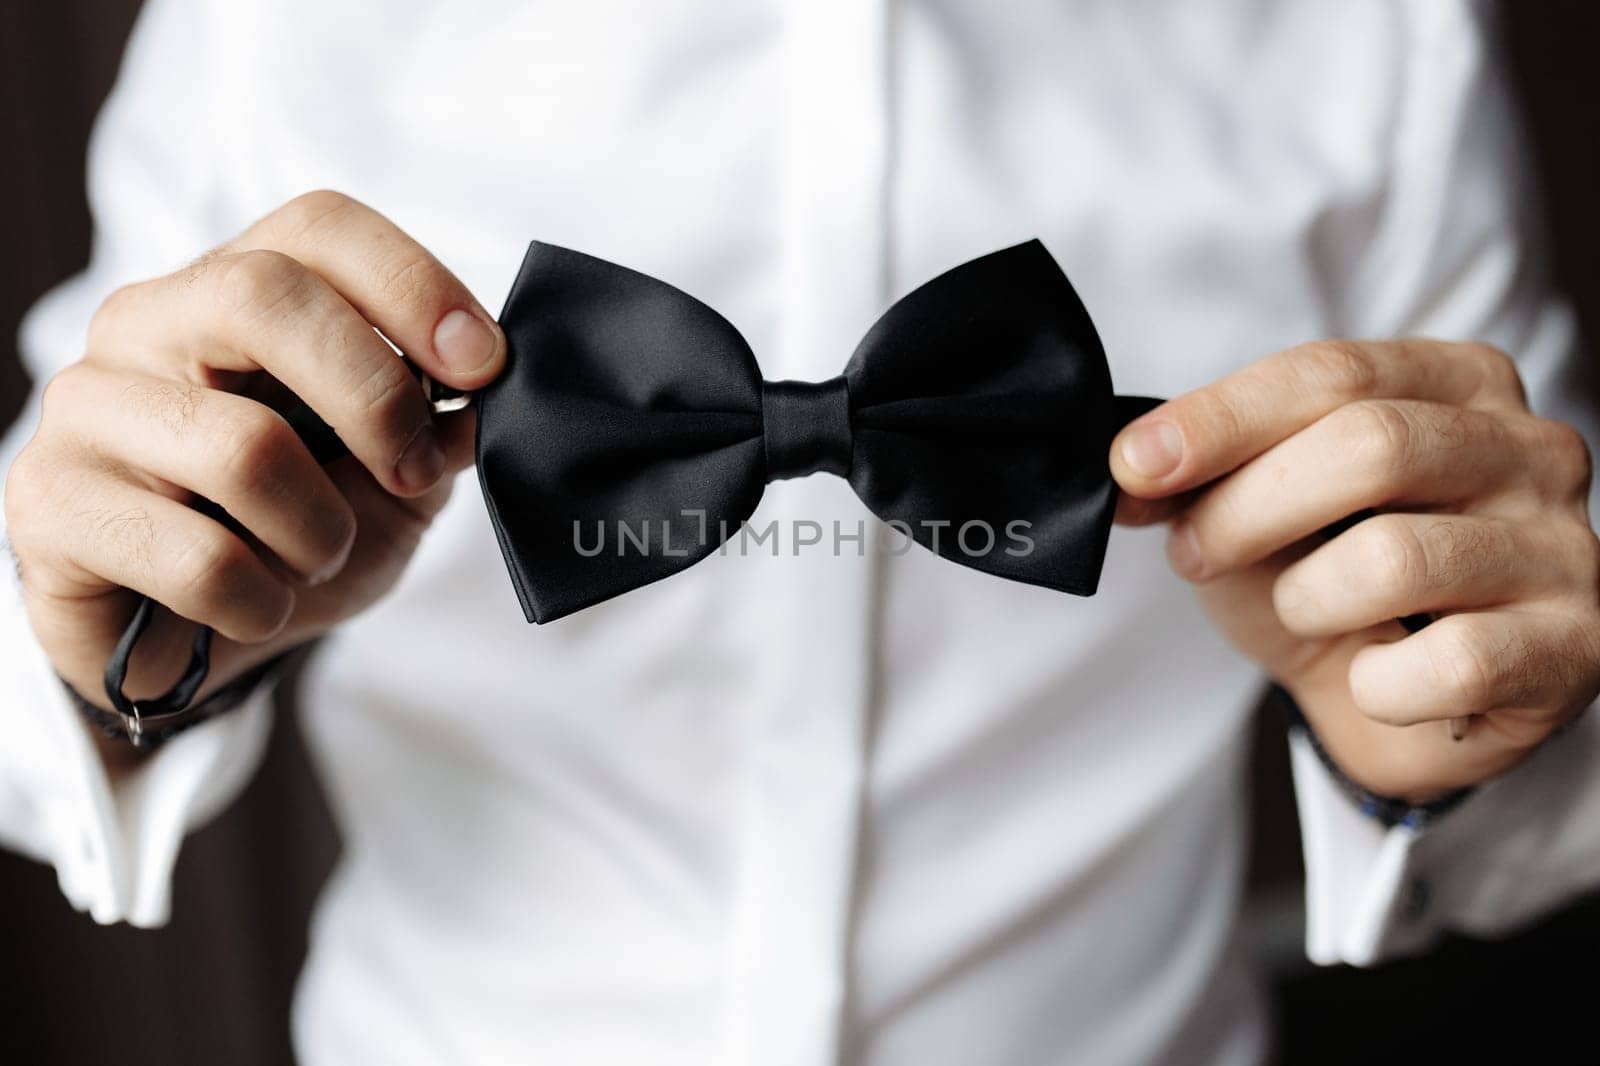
<box><xmin>3</xmin><ymin>190</ymin><xmax>506</xmax><ymax>716</ymax></box>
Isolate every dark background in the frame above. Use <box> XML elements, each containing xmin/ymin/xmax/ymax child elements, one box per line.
<box><xmin>1</xmin><ymin>4</ymin><xmax>1597</xmax><ymax>1063</ymax></box>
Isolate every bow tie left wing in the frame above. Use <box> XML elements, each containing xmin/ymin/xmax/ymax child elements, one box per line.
<box><xmin>479</xmin><ymin>242</ymin><xmax>771</xmax><ymax>623</ymax></box>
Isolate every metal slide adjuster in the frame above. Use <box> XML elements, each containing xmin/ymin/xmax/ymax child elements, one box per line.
<box><xmin>420</xmin><ymin>372</ymin><xmax>473</xmax><ymax>414</ymax></box>
<box><xmin>115</xmin><ymin>702</ymin><xmax>202</xmax><ymax>748</ymax></box>
<box><xmin>121</xmin><ymin>704</ymin><xmax>143</xmax><ymax>744</ymax></box>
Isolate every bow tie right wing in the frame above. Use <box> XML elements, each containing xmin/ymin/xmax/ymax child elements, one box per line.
<box><xmin>478</xmin><ymin>242</ymin><xmax>768</xmax><ymax>623</ymax></box>
<box><xmin>843</xmin><ymin>240</ymin><xmax>1124</xmax><ymax>596</ymax></box>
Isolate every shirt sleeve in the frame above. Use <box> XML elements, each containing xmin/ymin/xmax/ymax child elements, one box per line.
<box><xmin>0</xmin><ymin>0</ymin><xmax>276</xmax><ymax>927</ymax></box>
<box><xmin>1291</xmin><ymin>0</ymin><xmax>1600</xmax><ymax>966</ymax></box>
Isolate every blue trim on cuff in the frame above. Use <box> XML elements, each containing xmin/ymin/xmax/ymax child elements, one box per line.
<box><xmin>1274</xmin><ymin>685</ymin><xmax>1474</xmax><ymax>830</ymax></box>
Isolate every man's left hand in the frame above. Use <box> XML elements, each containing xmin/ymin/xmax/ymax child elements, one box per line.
<box><xmin>1111</xmin><ymin>339</ymin><xmax>1600</xmax><ymax>804</ymax></box>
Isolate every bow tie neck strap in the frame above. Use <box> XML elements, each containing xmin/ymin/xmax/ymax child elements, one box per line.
<box><xmin>761</xmin><ymin>377</ymin><xmax>853</xmax><ymax>481</ymax></box>
<box><xmin>1115</xmin><ymin>394</ymin><xmax>1163</xmax><ymax>425</ymax></box>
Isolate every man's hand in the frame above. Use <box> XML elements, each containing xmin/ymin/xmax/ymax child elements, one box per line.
<box><xmin>1111</xmin><ymin>340</ymin><xmax>1600</xmax><ymax>804</ymax></box>
<box><xmin>3</xmin><ymin>190</ymin><xmax>506</xmax><ymax>715</ymax></box>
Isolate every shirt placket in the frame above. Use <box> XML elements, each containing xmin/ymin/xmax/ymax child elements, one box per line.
<box><xmin>724</xmin><ymin>2</ymin><xmax>890</xmax><ymax>1064</ymax></box>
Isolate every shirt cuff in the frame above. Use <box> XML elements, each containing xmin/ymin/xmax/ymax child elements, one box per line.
<box><xmin>1289</xmin><ymin>690</ymin><xmax>1600</xmax><ymax>967</ymax></box>
<box><xmin>1290</xmin><ymin>728</ymin><xmax>1426</xmax><ymax>965</ymax></box>
<box><xmin>0</xmin><ymin>553</ymin><xmax>273</xmax><ymax>927</ymax></box>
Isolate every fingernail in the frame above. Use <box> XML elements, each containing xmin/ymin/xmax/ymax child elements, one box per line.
<box><xmin>265</xmin><ymin>588</ymin><xmax>297</xmax><ymax>639</ymax></box>
<box><xmin>1120</xmin><ymin>420</ymin><xmax>1183</xmax><ymax>479</ymax></box>
<box><xmin>396</xmin><ymin>423</ymin><xmax>445</xmax><ymax>492</ymax></box>
<box><xmin>307</xmin><ymin>533</ymin><xmax>355</xmax><ymax>587</ymax></box>
<box><xmin>433</xmin><ymin>308</ymin><xmax>499</xmax><ymax>375</ymax></box>
<box><xmin>1167</xmin><ymin>524</ymin><xmax>1207</xmax><ymax>580</ymax></box>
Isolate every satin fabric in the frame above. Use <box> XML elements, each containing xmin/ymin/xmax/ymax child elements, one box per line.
<box><xmin>480</xmin><ymin>239</ymin><xmax>1153</xmax><ymax>622</ymax></box>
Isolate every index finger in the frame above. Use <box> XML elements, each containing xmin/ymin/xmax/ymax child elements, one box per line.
<box><xmin>234</xmin><ymin>190</ymin><xmax>506</xmax><ymax>390</ymax></box>
<box><xmin>1110</xmin><ymin>339</ymin><xmax>1525</xmax><ymax>499</ymax></box>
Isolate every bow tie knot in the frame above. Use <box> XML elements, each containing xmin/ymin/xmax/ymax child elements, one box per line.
<box><xmin>761</xmin><ymin>377</ymin><xmax>853</xmax><ymax>481</ymax></box>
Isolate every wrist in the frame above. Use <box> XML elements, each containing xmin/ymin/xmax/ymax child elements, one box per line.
<box><xmin>62</xmin><ymin>648</ymin><xmax>291</xmax><ymax>751</ymax></box>
<box><xmin>1277</xmin><ymin>686</ymin><xmax>1474</xmax><ymax>824</ymax></box>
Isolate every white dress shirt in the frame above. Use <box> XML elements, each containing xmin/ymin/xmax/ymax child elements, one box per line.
<box><xmin>4</xmin><ymin>2</ymin><xmax>1600</xmax><ymax>1063</ymax></box>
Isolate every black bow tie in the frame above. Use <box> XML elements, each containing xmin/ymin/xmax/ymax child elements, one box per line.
<box><xmin>103</xmin><ymin>239</ymin><xmax>1155</xmax><ymax>732</ymax></box>
<box><xmin>481</xmin><ymin>239</ymin><xmax>1156</xmax><ymax>623</ymax></box>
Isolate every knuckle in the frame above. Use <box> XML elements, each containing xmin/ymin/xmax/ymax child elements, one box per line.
<box><xmin>86</xmin><ymin>283</ymin><xmax>141</xmax><ymax>351</ymax></box>
<box><xmin>1427</xmin><ymin>622</ymin><xmax>1501</xmax><ymax>710</ymax></box>
<box><xmin>1466</xmin><ymin>342</ymin><xmax>1526</xmax><ymax>402</ymax></box>
<box><xmin>171</xmin><ymin>529</ymin><xmax>269</xmax><ymax>622</ymax></box>
<box><xmin>7</xmin><ymin>448</ymin><xmax>101</xmax><ymax>572</ymax></box>
<box><xmin>1565</xmin><ymin>526</ymin><xmax>1600</xmax><ymax>589</ymax></box>
<box><xmin>280</xmin><ymin>188</ymin><xmax>355</xmax><ymax>222</ymax></box>
<box><xmin>1299</xmin><ymin>340</ymin><xmax>1380</xmax><ymax>399</ymax></box>
<box><xmin>211</xmin><ymin>248</ymin><xmax>311</xmax><ymax>321</ymax></box>
<box><xmin>1338</xmin><ymin>399</ymin><xmax>1415</xmax><ymax>483</ymax></box>
<box><xmin>1183</xmin><ymin>387</ymin><xmax>1245</xmax><ymax>455</ymax></box>
<box><xmin>1538</xmin><ymin>418</ymin><xmax>1593</xmax><ymax>497</ymax></box>
<box><xmin>273</xmin><ymin>188</ymin><xmax>359</xmax><ymax>240</ymax></box>
<box><xmin>171</xmin><ymin>528</ymin><xmax>236</xmax><ymax>596</ymax></box>
<box><xmin>172</xmin><ymin>532</ymin><xmax>289</xmax><ymax>640</ymax></box>
<box><xmin>3</xmin><ymin>443</ymin><xmax>56</xmax><ymax>536</ymax></box>
<box><xmin>1358</xmin><ymin>515</ymin><xmax>1426</xmax><ymax>596</ymax></box>
<box><xmin>219</xmin><ymin>408</ymin><xmax>300</xmax><ymax>496</ymax></box>
<box><xmin>350</xmin><ymin>358</ymin><xmax>426</xmax><ymax>455</ymax></box>
<box><xmin>37</xmin><ymin>364</ymin><xmax>89</xmax><ymax>423</ymax></box>
<box><xmin>372</xmin><ymin>248</ymin><xmax>452</xmax><ymax>311</ymax></box>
